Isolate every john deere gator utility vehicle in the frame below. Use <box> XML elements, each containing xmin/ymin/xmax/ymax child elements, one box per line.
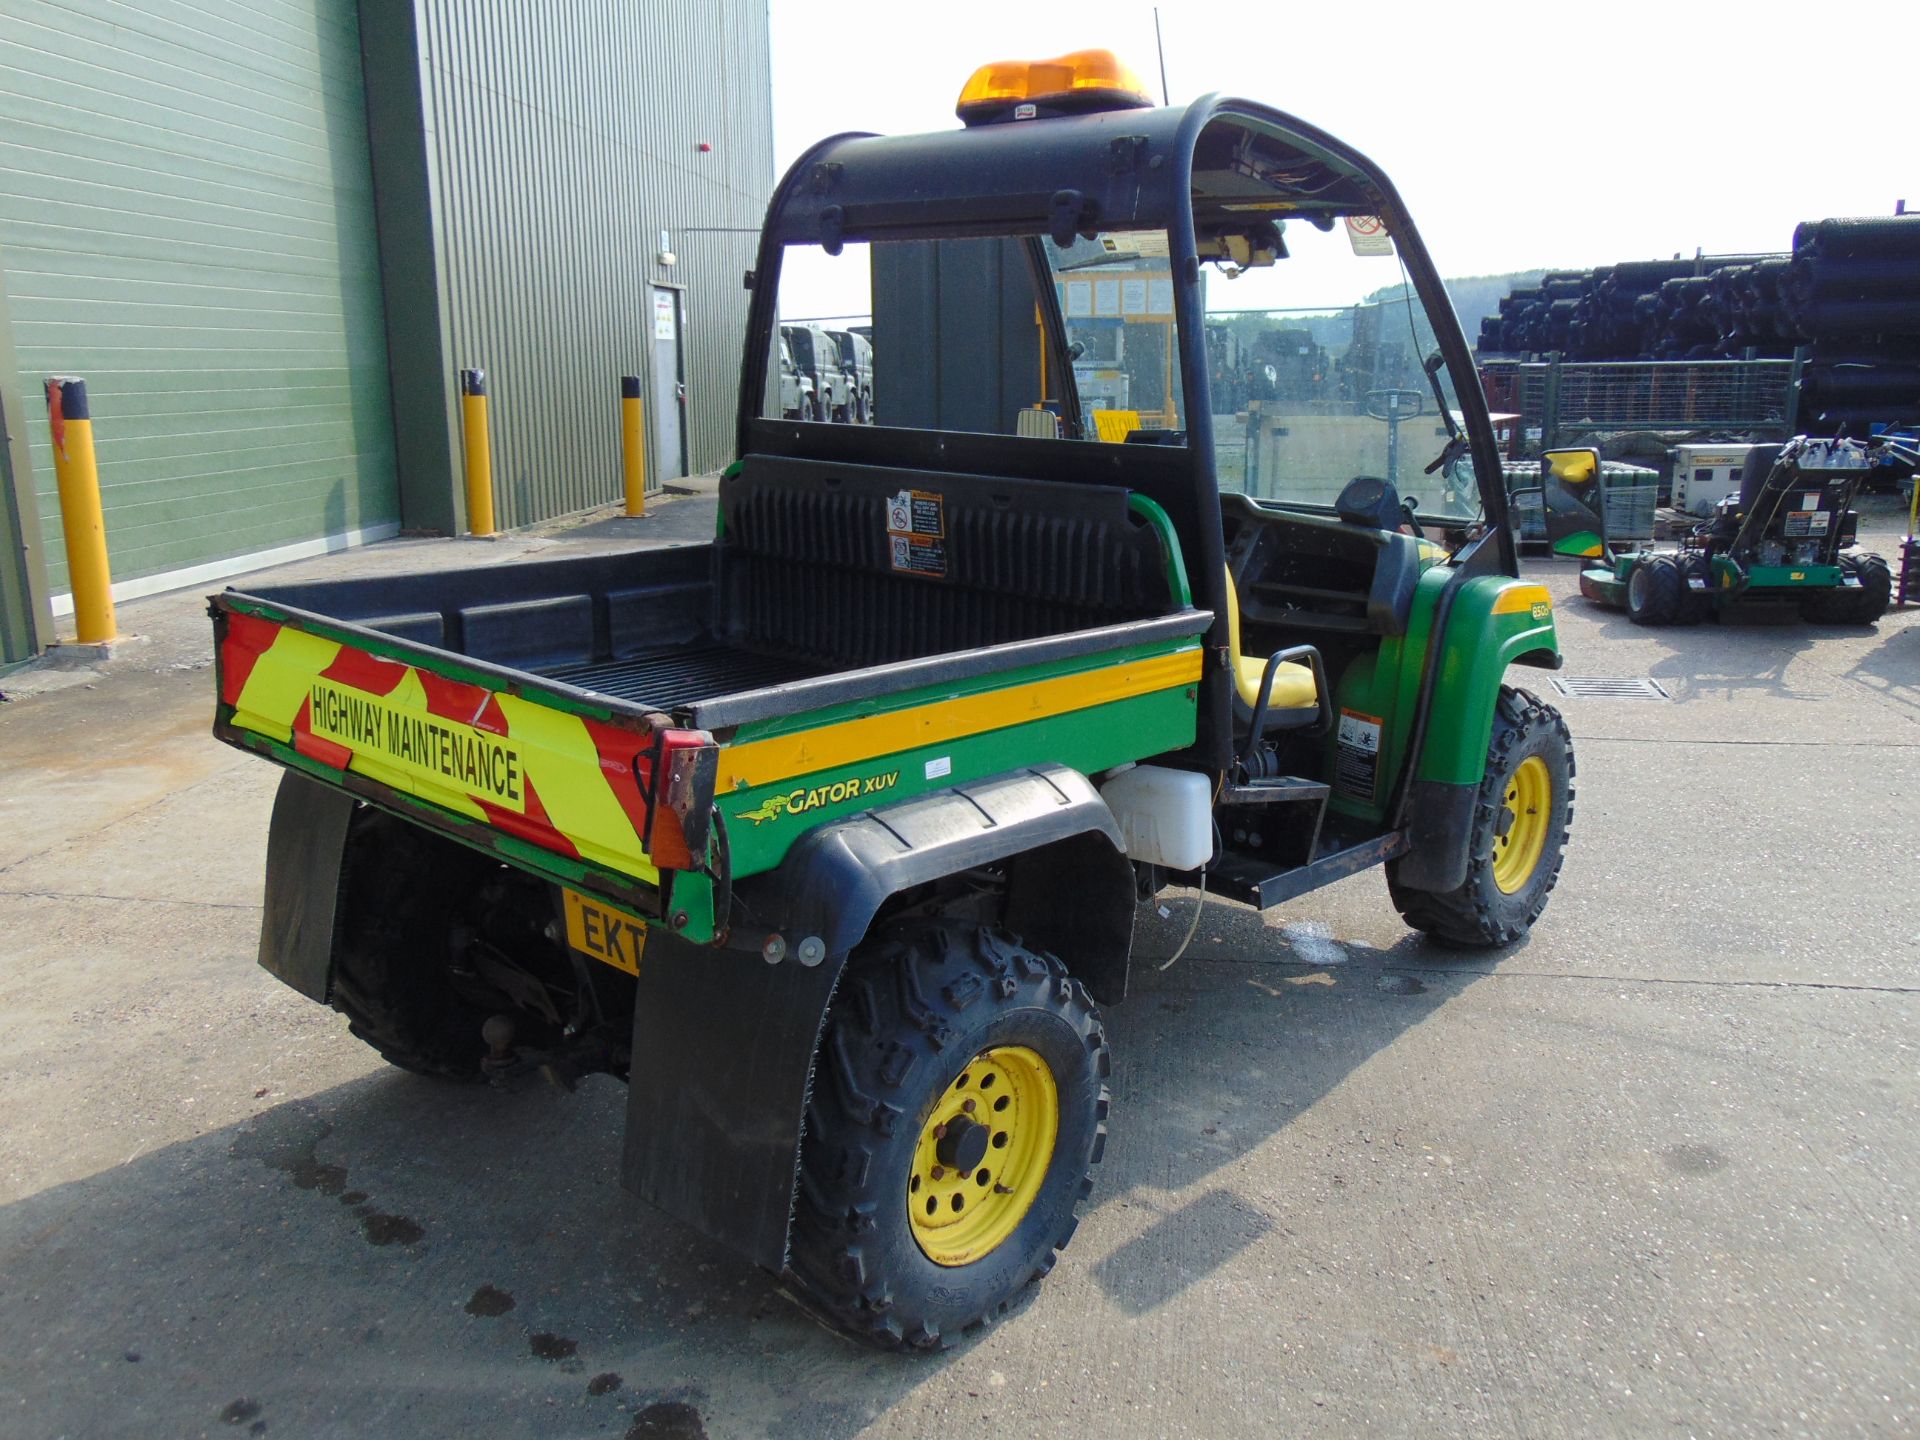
<box><xmin>211</xmin><ymin>49</ymin><xmax>1572</xmax><ymax>1350</ymax></box>
<box><xmin>1543</xmin><ymin>436</ymin><xmax>1914</xmax><ymax>625</ymax></box>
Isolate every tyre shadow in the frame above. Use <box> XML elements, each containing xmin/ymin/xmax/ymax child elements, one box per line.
<box><xmin>0</xmin><ymin>903</ymin><xmax>1500</xmax><ymax>1439</ymax></box>
<box><xmin>1089</xmin><ymin>900</ymin><xmax>1488</xmax><ymax>1315</ymax></box>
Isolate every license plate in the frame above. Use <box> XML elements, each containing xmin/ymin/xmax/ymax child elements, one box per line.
<box><xmin>562</xmin><ymin>888</ymin><xmax>648</xmax><ymax>976</ymax></box>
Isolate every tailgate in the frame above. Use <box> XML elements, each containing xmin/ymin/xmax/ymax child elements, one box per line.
<box><xmin>212</xmin><ymin>594</ymin><xmax>714</xmax><ymax>928</ymax></box>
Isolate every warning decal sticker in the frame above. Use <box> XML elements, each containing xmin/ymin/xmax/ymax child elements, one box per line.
<box><xmin>1782</xmin><ymin>509</ymin><xmax>1830</xmax><ymax>537</ymax></box>
<box><xmin>887</xmin><ymin>487</ymin><xmax>947</xmax><ymax>578</ymax></box>
<box><xmin>1334</xmin><ymin>708</ymin><xmax>1384</xmax><ymax>803</ymax></box>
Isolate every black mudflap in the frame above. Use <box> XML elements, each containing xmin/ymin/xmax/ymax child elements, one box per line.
<box><xmin>621</xmin><ymin>937</ymin><xmax>848</xmax><ymax>1273</ymax></box>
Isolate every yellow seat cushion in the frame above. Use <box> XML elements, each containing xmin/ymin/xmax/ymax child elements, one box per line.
<box><xmin>1233</xmin><ymin>654</ymin><xmax>1319</xmax><ymax>710</ymax></box>
<box><xmin>1223</xmin><ymin>565</ymin><xmax>1318</xmax><ymax>711</ymax></box>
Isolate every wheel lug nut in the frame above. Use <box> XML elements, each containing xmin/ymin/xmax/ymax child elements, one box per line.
<box><xmin>962</xmin><ymin>1099</ymin><xmax>976</xmax><ymax>1113</ymax></box>
<box><xmin>958</xmin><ymin>1170</ymin><xmax>971</xmax><ymax>1181</ymax></box>
<box><xmin>933</xmin><ymin>1123</ymin><xmax>947</xmax><ymax>1139</ymax></box>
<box><xmin>930</xmin><ymin>1166</ymin><xmax>944</xmax><ymax>1180</ymax></box>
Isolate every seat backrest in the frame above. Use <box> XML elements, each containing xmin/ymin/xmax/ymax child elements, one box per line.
<box><xmin>1737</xmin><ymin>442</ymin><xmax>1785</xmax><ymax>512</ymax></box>
<box><xmin>716</xmin><ymin>455</ymin><xmax>1180</xmax><ymax>668</ymax></box>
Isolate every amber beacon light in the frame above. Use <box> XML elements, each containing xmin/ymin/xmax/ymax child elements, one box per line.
<box><xmin>955</xmin><ymin>49</ymin><xmax>1155</xmax><ymax>125</ymax></box>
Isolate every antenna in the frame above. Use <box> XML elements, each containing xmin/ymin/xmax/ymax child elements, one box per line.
<box><xmin>1153</xmin><ymin>7</ymin><xmax>1170</xmax><ymax>104</ymax></box>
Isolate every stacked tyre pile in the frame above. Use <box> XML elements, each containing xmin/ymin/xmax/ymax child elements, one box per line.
<box><xmin>1475</xmin><ymin>254</ymin><xmax>1786</xmax><ymax>360</ymax></box>
<box><xmin>1784</xmin><ymin>217</ymin><xmax>1920</xmax><ymax>432</ymax></box>
<box><xmin>1476</xmin><ymin>215</ymin><xmax>1920</xmax><ymax>433</ymax></box>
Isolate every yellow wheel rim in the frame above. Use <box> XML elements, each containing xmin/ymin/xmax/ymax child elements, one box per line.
<box><xmin>1493</xmin><ymin>755</ymin><xmax>1552</xmax><ymax>894</ymax></box>
<box><xmin>908</xmin><ymin>1045</ymin><xmax>1058</xmax><ymax>1268</ymax></box>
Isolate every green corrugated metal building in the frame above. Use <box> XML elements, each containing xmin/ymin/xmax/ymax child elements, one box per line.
<box><xmin>0</xmin><ymin>0</ymin><xmax>773</xmax><ymax>665</ymax></box>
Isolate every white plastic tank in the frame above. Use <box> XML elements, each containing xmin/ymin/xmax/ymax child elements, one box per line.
<box><xmin>1099</xmin><ymin>764</ymin><xmax>1214</xmax><ymax>872</ymax></box>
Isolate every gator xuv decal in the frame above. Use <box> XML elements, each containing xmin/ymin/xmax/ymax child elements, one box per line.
<box><xmin>737</xmin><ymin>768</ymin><xmax>901</xmax><ymax>824</ymax></box>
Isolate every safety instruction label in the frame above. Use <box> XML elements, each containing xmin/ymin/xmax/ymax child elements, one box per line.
<box><xmin>1783</xmin><ymin>509</ymin><xmax>1830</xmax><ymax>537</ymax></box>
<box><xmin>1334</xmin><ymin>708</ymin><xmax>1384</xmax><ymax>803</ymax></box>
<box><xmin>887</xmin><ymin>487</ymin><xmax>947</xmax><ymax>578</ymax></box>
<box><xmin>308</xmin><ymin>678</ymin><xmax>524</xmax><ymax>812</ymax></box>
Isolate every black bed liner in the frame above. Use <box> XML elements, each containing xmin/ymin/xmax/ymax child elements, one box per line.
<box><xmin>541</xmin><ymin>643</ymin><xmax>828</xmax><ymax>708</ymax></box>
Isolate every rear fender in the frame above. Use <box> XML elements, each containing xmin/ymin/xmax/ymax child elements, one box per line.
<box><xmin>738</xmin><ymin>762</ymin><xmax>1134</xmax><ymax>1000</ymax></box>
<box><xmin>623</xmin><ymin>763</ymin><xmax>1134</xmax><ymax>1275</ymax></box>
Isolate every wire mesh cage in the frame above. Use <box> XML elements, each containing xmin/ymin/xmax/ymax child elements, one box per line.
<box><xmin>1482</xmin><ymin>360</ymin><xmax>1798</xmax><ymax>456</ymax></box>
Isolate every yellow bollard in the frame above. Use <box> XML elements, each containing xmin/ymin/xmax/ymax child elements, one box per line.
<box><xmin>44</xmin><ymin>376</ymin><xmax>116</xmax><ymax>644</ymax></box>
<box><xmin>460</xmin><ymin>368</ymin><xmax>495</xmax><ymax>536</ymax></box>
<box><xmin>620</xmin><ymin>375</ymin><xmax>647</xmax><ymax>517</ymax></box>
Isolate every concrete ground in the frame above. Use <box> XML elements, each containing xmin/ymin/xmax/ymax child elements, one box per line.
<box><xmin>1</xmin><ymin>494</ymin><xmax>1915</xmax><ymax>1439</ymax></box>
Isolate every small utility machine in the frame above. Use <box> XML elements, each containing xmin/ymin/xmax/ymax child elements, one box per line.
<box><xmin>211</xmin><ymin>50</ymin><xmax>1574</xmax><ymax>1349</ymax></box>
<box><xmin>1543</xmin><ymin>436</ymin><xmax>1912</xmax><ymax>625</ymax></box>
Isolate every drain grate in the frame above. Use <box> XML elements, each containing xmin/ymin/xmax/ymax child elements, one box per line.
<box><xmin>1551</xmin><ymin>676</ymin><xmax>1670</xmax><ymax>700</ymax></box>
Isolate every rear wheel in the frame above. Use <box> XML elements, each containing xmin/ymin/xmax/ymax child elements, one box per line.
<box><xmin>1801</xmin><ymin>553</ymin><xmax>1892</xmax><ymax>624</ymax></box>
<box><xmin>788</xmin><ymin>922</ymin><xmax>1108</xmax><ymax>1350</ymax></box>
<box><xmin>330</xmin><ymin>808</ymin><xmax>493</xmax><ymax>1080</ymax></box>
<box><xmin>1625</xmin><ymin>555</ymin><xmax>1683</xmax><ymax>625</ymax></box>
<box><xmin>1388</xmin><ymin>686</ymin><xmax>1575</xmax><ymax>948</ymax></box>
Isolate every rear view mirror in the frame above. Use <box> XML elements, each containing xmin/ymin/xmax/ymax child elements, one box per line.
<box><xmin>1541</xmin><ymin>447</ymin><xmax>1608</xmax><ymax>560</ymax></box>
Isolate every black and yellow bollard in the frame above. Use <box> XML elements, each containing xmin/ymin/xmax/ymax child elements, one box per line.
<box><xmin>620</xmin><ymin>375</ymin><xmax>647</xmax><ymax>517</ymax></box>
<box><xmin>44</xmin><ymin>376</ymin><xmax>116</xmax><ymax>644</ymax></box>
<box><xmin>460</xmin><ymin>368</ymin><xmax>495</xmax><ymax>536</ymax></box>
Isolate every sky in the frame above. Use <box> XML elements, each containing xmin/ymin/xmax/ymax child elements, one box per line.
<box><xmin>765</xmin><ymin>0</ymin><xmax>1914</xmax><ymax>316</ymax></box>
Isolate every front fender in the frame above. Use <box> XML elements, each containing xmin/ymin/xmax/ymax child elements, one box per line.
<box><xmin>1390</xmin><ymin>578</ymin><xmax>1559</xmax><ymax>894</ymax></box>
<box><xmin>1416</xmin><ymin>578</ymin><xmax>1561</xmax><ymax>787</ymax></box>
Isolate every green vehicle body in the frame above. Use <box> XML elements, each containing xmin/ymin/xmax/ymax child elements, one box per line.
<box><xmin>209</xmin><ymin>69</ymin><xmax>1574</xmax><ymax>1345</ymax></box>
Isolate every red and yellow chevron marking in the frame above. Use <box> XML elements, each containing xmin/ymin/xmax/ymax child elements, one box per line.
<box><xmin>220</xmin><ymin>612</ymin><xmax>662</xmax><ymax>883</ymax></box>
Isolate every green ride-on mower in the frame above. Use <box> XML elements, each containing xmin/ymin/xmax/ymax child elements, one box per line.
<box><xmin>1541</xmin><ymin>437</ymin><xmax>1915</xmax><ymax>625</ymax></box>
<box><xmin>212</xmin><ymin>47</ymin><xmax>1576</xmax><ymax>1350</ymax></box>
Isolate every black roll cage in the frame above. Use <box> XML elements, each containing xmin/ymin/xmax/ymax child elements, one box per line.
<box><xmin>735</xmin><ymin>95</ymin><xmax>1518</xmax><ymax>772</ymax></box>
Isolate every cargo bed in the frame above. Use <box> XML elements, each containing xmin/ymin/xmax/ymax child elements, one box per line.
<box><xmin>212</xmin><ymin>459</ymin><xmax>1213</xmax><ymax>942</ymax></box>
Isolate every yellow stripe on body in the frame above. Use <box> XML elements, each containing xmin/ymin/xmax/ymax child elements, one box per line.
<box><xmin>716</xmin><ymin>647</ymin><xmax>1203</xmax><ymax>791</ymax></box>
<box><xmin>1491</xmin><ymin>584</ymin><xmax>1553</xmax><ymax>615</ymax></box>
<box><xmin>495</xmin><ymin>694</ymin><xmax>660</xmax><ymax>884</ymax></box>
<box><xmin>232</xmin><ymin>627</ymin><xmax>342</xmax><ymax>742</ymax></box>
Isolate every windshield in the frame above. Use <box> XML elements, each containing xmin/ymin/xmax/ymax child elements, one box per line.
<box><xmin>1200</xmin><ymin>216</ymin><xmax>1479</xmax><ymax>524</ymax></box>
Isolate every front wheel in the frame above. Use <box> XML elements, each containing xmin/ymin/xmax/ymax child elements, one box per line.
<box><xmin>1626</xmin><ymin>555</ymin><xmax>1682</xmax><ymax>625</ymax></box>
<box><xmin>1388</xmin><ymin>686</ymin><xmax>1575</xmax><ymax>948</ymax></box>
<box><xmin>787</xmin><ymin>922</ymin><xmax>1109</xmax><ymax>1350</ymax></box>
